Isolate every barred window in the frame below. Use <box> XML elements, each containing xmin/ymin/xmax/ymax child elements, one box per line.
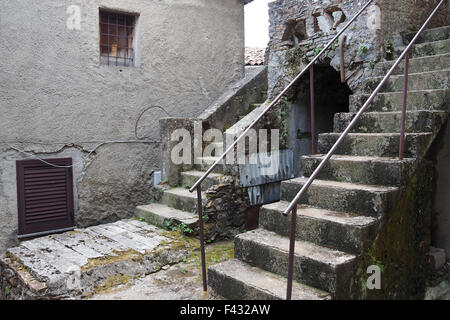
<box><xmin>100</xmin><ymin>10</ymin><xmax>137</xmax><ymax>67</ymax></box>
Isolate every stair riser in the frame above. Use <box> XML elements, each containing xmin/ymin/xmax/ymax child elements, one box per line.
<box><xmin>234</xmin><ymin>236</ymin><xmax>355</xmax><ymax>299</ymax></box>
<box><xmin>411</xmin><ymin>39</ymin><xmax>450</xmax><ymax>58</ymax></box>
<box><xmin>259</xmin><ymin>207</ymin><xmax>378</xmax><ymax>254</ymax></box>
<box><xmin>161</xmin><ymin>192</ymin><xmax>200</xmax><ymax>213</ymax></box>
<box><xmin>317</xmin><ymin>133</ymin><xmax>432</xmax><ymax>158</ymax></box>
<box><xmin>300</xmin><ymin>157</ymin><xmax>415</xmax><ymax>187</ymax></box>
<box><xmin>405</xmin><ymin>26</ymin><xmax>450</xmax><ymax>45</ymax></box>
<box><xmin>333</xmin><ymin>111</ymin><xmax>447</xmax><ymax>134</ymax></box>
<box><xmin>181</xmin><ymin>174</ymin><xmax>220</xmax><ymax>191</ymax></box>
<box><xmin>374</xmin><ymin>54</ymin><xmax>450</xmax><ymax>76</ymax></box>
<box><xmin>134</xmin><ymin>207</ymin><xmax>197</xmax><ymax>230</ymax></box>
<box><xmin>208</xmin><ymin>269</ymin><xmax>284</xmax><ymax>300</ymax></box>
<box><xmin>363</xmin><ymin>70</ymin><xmax>450</xmax><ymax>93</ymax></box>
<box><xmin>349</xmin><ymin>90</ymin><xmax>450</xmax><ymax>113</ymax></box>
<box><xmin>281</xmin><ymin>180</ymin><xmax>398</xmax><ymax>217</ymax></box>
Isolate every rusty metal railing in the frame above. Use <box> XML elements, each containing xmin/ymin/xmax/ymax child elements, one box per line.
<box><xmin>283</xmin><ymin>0</ymin><xmax>446</xmax><ymax>300</ymax></box>
<box><xmin>188</xmin><ymin>0</ymin><xmax>375</xmax><ymax>296</ymax></box>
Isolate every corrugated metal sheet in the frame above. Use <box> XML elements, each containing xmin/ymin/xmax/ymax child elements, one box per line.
<box><xmin>240</xmin><ymin>150</ymin><xmax>295</xmax><ymax>206</ymax></box>
<box><xmin>239</xmin><ymin>150</ymin><xmax>295</xmax><ymax>187</ymax></box>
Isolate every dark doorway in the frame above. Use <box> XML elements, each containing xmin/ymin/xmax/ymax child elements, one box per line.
<box><xmin>288</xmin><ymin>64</ymin><xmax>352</xmax><ymax>174</ymax></box>
<box><xmin>16</xmin><ymin>158</ymin><xmax>75</xmax><ymax>238</ymax></box>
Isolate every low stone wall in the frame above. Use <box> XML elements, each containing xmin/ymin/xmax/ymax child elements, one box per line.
<box><xmin>203</xmin><ymin>176</ymin><xmax>250</xmax><ymax>241</ymax></box>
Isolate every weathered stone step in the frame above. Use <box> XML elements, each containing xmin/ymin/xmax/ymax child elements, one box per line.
<box><xmin>180</xmin><ymin>170</ymin><xmax>223</xmax><ymax>191</ymax></box>
<box><xmin>333</xmin><ymin>110</ymin><xmax>448</xmax><ymax>133</ymax></box>
<box><xmin>363</xmin><ymin>69</ymin><xmax>450</xmax><ymax>93</ymax></box>
<box><xmin>300</xmin><ymin>154</ymin><xmax>416</xmax><ymax>187</ymax></box>
<box><xmin>135</xmin><ymin>203</ymin><xmax>198</xmax><ymax>230</ymax></box>
<box><xmin>160</xmin><ymin>187</ymin><xmax>206</xmax><ymax>213</ymax></box>
<box><xmin>259</xmin><ymin>201</ymin><xmax>378</xmax><ymax>254</ymax></box>
<box><xmin>411</xmin><ymin>38</ymin><xmax>450</xmax><ymax>58</ymax></box>
<box><xmin>281</xmin><ymin>177</ymin><xmax>398</xmax><ymax>217</ymax></box>
<box><xmin>2</xmin><ymin>220</ymin><xmax>190</xmax><ymax>298</ymax></box>
<box><xmin>208</xmin><ymin>258</ymin><xmax>331</xmax><ymax>300</ymax></box>
<box><xmin>234</xmin><ymin>229</ymin><xmax>356</xmax><ymax>298</ymax></box>
<box><xmin>349</xmin><ymin>89</ymin><xmax>449</xmax><ymax>113</ymax></box>
<box><xmin>405</xmin><ymin>25</ymin><xmax>450</xmax><ymax>45</ymax></box>
<box><xmin>194</xmin><ymin>156</ymin><xmax>227</xmax><ymax>174</ymax></box>
<box><xmin>374</xmin><ymin>53</ymin><xmax>450</xmax><ymax>76</ymax></box>
<box><xmin>318</xmin><ymin>132</ymin><xmax>433</xmax><ymax>158</ymax></box>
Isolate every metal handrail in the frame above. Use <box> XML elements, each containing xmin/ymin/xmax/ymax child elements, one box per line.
<box><xmin>283</xmin><ymin>0</ymin><xmax>446</xmax><ymax>300</ymax></box>
<box><xmin>188</xmin><ymin>0</ymin><xmax>375</xmax><ymax>295</ymax></box>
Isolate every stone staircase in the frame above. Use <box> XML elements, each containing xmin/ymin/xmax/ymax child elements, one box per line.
<box><xmin>135</xmin><ymin>104</ymin><xmax>265</xmax><ymax>235</ymax></box>
<box><xmin>208</xmin><ymin>25</ymin><xmax>450</xmax><ymax>300</ymax></box>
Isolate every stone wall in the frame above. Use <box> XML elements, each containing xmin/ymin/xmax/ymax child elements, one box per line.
<box><xmin>203</xmin><ymin>176</ymin><xmax>249</xmax><ymax>241</ymax></box>
<box><xmin>0</xmin><ymin>0</ymin><xmax>246</xmax><ymax>252</ymax></box>
<box><xmin>266</xmin><ymin>0</ymin><xmax>449</xmax><ymax>96</ymax></box>
<box><xmin>350</xmin><ymin>160</ymin><xmax>434</xmax><ymax>299</ymax></box>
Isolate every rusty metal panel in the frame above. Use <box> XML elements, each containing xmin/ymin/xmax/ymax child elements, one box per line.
<box><xmin>239</xmin><ymin>149</ymin><xmax>295</xmax><ymax>187</ymax></box>
<box><xmin>16</xmin><ymin>158</ymin><xmax>75</xmax><ymax>237</ymax></box>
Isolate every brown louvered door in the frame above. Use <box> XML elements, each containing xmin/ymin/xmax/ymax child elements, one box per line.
<box><xmin>16</xmin><ymin>158</ymin><xmax>75</xmax><ymax>237</ymax></box>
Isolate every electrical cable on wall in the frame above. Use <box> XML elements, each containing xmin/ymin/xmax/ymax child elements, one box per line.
<box><xmin>0</xmin><ymin>105</ymin><xmax>172</xmax><ymax>168</ymax></box>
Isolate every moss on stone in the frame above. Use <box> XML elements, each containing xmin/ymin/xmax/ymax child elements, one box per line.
<box><xmin>93</xmin><ymin>274</ymin><xmax>133</xmax><ymax>295</ymax></box>
<box><xmin>81</xmin><ymin>249</ymin><xmax>145</xmax><ymax>271</ymax></box>
<box><xmin>351</xmin><ymin>160</ymin><xmax>434</xmax><ymax>299</ymax></box>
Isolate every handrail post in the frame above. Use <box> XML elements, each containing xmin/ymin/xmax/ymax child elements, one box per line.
<box><xmin>286</xmin><ymin>204</ymin><xmax>297</xmax><ymax>300</ymax></box>
<box><xmin>340</xmin><ymin>35</ymin><xmax>347</xmax><ymax>83</ymax></box>
<box><xmin>399</xmin><ymin>51</ymin><xmax>410</xmax><ymax>160</ymax></box>
<box><xmin>196</xmin><ymin>185</ymin><xmax>208</xmax><ymax>295</ymax></box>
<box><xmin>310</xmin><ymin>65</ymin><xmax>316</xmax><ymax>155</ymax></box>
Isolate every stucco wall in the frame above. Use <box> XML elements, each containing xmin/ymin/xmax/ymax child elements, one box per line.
<box><xmin>0</xmin><ymin>0</ymin><xmax>246</xmax><ymax>252</ymax></box>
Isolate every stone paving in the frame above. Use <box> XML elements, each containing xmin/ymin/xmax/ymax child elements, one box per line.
<box><xmin>0</xmin><ymin>219</ymin><xmax>197</xmax><ymax>299</ymax></box>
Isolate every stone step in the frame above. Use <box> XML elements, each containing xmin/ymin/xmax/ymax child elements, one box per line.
<box><xmin>259</xmin><ymin>201</ymin><xmax>378</xmax><ymax>254</ymax></box>
<box><xmin>180</xmin><ymin>170</ymin><xmax>223</xmax><ymax>191</ymax></box>
<box><xmin>300</xmin><ymin>154</ymin><xmax>416</xmax><ymax>187</ymax></box>
<box><xmin>333</xmin><ymin>110</ymin><xmax>448</xmax><ymax>133</ymax></box>
<box><xmin>208</xmin><ymin>259</ymin><xmax>331</xmax><ymax>300</ymax></box>
<box><xmin>374</xmin><ymin>53</ymin><xmax>450</xmax><ymax>76</ymax></box>
<box><xmin>194</xmin><ymin>156</ymin><xmax>227</xmax><ymax>174</ymax></box>
<box><xmin>363</xmin><ymin>69</ymin><xmax>450</xmax><ymax>93</ymax></box>
<box><xmin>234</xmin><ymin>229</ymin><xmax>357</xmax><ymax>298</ymax></box>
<box><xmin>281</xmin><ymin>177</ymin><xmax>399</xmax><ymax>217</ymax></box>
<box><xmin>317</xmin><ymin>132</ymin><xmax>433</xmax><ymax>158</ymax></box>
<box><xmin>135</xmin><ymin>203</ymin><xmax>198</xmax><ymax>230</ymax></box>
<box><xmin>160</xmin><ymin>187</ymin><xmax>206</xmax><ymax>213</ymax></box>
<box><xmin>411</xmin><ymin>38</ymin><xmax>450</xmax><ymax>58</ymax></box>
<box><xmin>405</xmin><ymin>25</ymin><xmax>450</xmax><ymax>45</ymax></box>
<box><xmin>3</xmin><ymin>220</ymin><xmax>190</xmax><ymax>298</ymax></box>
<box><xmin>349</xmin><ymin>89</ymin><xmax>449</xmax><ymax>113</ymax></box>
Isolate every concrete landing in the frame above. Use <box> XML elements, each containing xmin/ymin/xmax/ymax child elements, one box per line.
<box><xmin>0</xmin><ymin>219</ymin><xmax>197</xmax><ymax>299</ymax></box>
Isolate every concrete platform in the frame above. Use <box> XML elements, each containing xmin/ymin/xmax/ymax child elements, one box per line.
<box><xmin>0</xmin><ymin>219</ymin><xmax>196</xmax><ymax>299</ymax></box>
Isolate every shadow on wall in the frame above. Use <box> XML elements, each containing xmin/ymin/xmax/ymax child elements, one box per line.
<box><xmin>427</xmin><ymin>118</ymin><xmax>450</xmax><ymax>261</ymax></box>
